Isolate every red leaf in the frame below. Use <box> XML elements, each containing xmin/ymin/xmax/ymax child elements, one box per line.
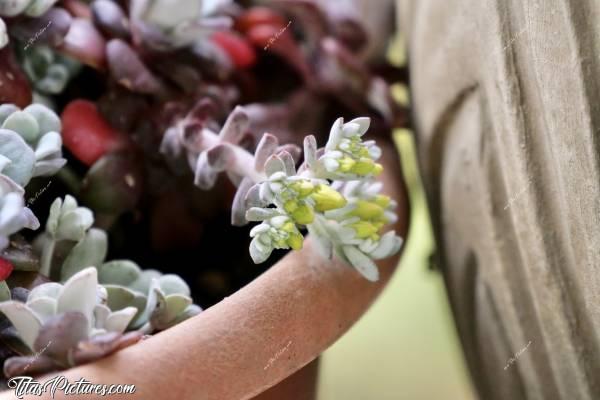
<box><xmin>0</xmin><ymin>258</ymin><xmax>14</xmax><ymax>282</ymax></box>
<box><xmin>235</xmin><ymin>7</ymin><xmax>287</xmax><ymax>34</ymax></box>
<box><xmin>61</xmin><ymin>100</ymin><xmax>127</xmax><ymax>166</ymax></box>
<box><xmin>0</xmin><ymin>47</ymin><xmax>32</xmax><ymax>108</ymax></box>
<box><xmin>211</xmin><ymin>31</ymin><xmax>257</xmax><ymax>69</ymax></box>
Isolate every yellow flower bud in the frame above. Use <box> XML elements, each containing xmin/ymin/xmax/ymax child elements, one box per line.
<box><xmin>338</xmin><ymin>157</ymin><xmax>356</xmax><ymax>172</ymax></box>
<box><xmin>350</xmin><ymin>158</ymin><xmax>375</xmax><ymax>175</ymax></box>
<box><xmin>291</xmin><ymin>203</ymin><xmax>314</xmax><ymax>225</ymax></box>
<box><xmin>350</xmin><ymin>221</ymin><xmax>379</xmax><ymax>239</ymax></box>
<box><xmin>358</xmin><ymin>147</ymin><xmax>370</xmax><ymax>158</ymax></box>
<box><xmin>349</xmin><ymin>200</ymin><xmax>384</xmax><ymax>220</ymax></box>
<box><xmin>287</xmin><ymin>232</ymin><xmax>304</xmax><ymax>250</ymax></box>
<box><xmin>372</xmin><ymin>163</ymin><xmax>383</xmax><ymax>176</ymax></box>
<box><xmin>289</xmin><ymin>180</ymin><xmax>315</xmax><ymax>197</ymax></box>
<box><xmin>311</xmin><ymin>184</ymin><xmax>347</xmax><ymax>212</ymax></box>
<box><xmin>373</xmin><ymin>195</ymin><xmax>391</xmax><ymax>209</ymax></box>
<box><xmin>281</xmin><ymin>221</ymin><xmax>297</xmax><ymax>233</ymax></box>
<box><xmin>284</xmin><ymin>200</ymin><xmax>298</xmax><ymax>213</ymax></box>
<box><xmin>373</xmin><ymin>221</ymin><xmax>385</xmax><ymax>230</ymax></box>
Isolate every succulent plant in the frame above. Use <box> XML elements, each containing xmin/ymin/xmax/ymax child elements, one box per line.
<box><xmin>0</xmin><ymin>191</ymin><xmax>202</xmax><ymax>376</ymax></box>
<box><xmin>0</xmin><ymin>103</ymin><xmax>64</xmax><ymax>251</ymax></box>
<box><xmin>161</xmin><ymin>104</ymin><xmax>403</xmax><ymax>281</ymax></box>
<box><xmin>0</xmin><ymin>267</ymin><xmax>144</xmax><ymax>377</ymax></box>
<box><xmin>38</xmin><ymin>195</ymin><xmax>200</xmax><ymax>332</ymax></box>
<box><xmin>19</xmin><ymin>45</ymin><xmax>81</xmax><ymax>95</ymax></box>
<box><xmin>0</xmin><ymin>103</ymin><xmax>66</xmax><ymax>185</ymax></box>
<box><xmin>243</xmin><ymin>117</ymin><xmax>402</xmax><ymax>281</ymax></box>
<box><xmin>0</xmin><ymin>0</ymin><xmax>409</xmax><ymax>381</ymax></box>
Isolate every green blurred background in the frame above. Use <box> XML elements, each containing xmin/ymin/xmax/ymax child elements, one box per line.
<box><xmin>316</xmin><ymin>124</ymin><xmax>477</xmax><ymax>399</ymax></box>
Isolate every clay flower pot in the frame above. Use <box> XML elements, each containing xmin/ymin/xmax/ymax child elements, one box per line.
<box><xmin>0</xmin><ymin>139</ymin><xmax>408</xmax><ymax>400</ymax></box>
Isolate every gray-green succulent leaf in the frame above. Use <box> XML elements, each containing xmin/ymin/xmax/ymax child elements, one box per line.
<box><xmin>138</xmin><ymin>274</ymin><xmax>198</xmax><ymax>331</ymax></box>
<box><xmin>0</xmin><ymin>104</ymin><xmax>66</xmax><ymax>184</ymax></box>
<box><xmin>0</xmin><ymin>190</ymin><xmax>39</xmax><ymax>251</ymax></box>
<box><xmin>60</xmin><ymin>228</ymin><xmax>108</xmax><ymax>281</ymax></box>
<box><xmin>46</xmin><ymin>195</ymin><xmax>94</xmax><ymax>242</ymax></box>
<box><xmin>0</xmin><ymin>129</ymin><xmax>36</xmax><ymax>187</ymax></box>
<box><xmin>21</xmin><ymin>46</ymin><xmax>82</xmax><ymax>95</ymax></box>
<box><xmin>0</xmin><ymin>267</ymin><xmax>144</xmax><ymax>377</ymax></box>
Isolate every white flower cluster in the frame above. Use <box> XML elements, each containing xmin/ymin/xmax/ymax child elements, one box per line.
<box><xmin>243</xmin><ymin>117</ymin><xmax>403</xmax><ymax>281</ymax></box>
<box><xmin>307</xmin><ymin>180</ymin><xmax>402</xmax><ymax>281</ymax></box>
<box><xmin>161</xmin><ymin>106</ymin><xmax>403</xmax><ymax>281</ymax></box>
<box><xmin>305</xmin><ymin>117</ymin><xmax>383</xmax><ymax>180</ymax></box>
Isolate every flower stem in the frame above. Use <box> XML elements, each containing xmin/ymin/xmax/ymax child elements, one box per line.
<box><xmin>39</xmin><ymin>237</ymin><xmax>56</xmax><ymax>278</ymax></box>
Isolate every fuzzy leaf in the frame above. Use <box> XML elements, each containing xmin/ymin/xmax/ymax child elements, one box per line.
<box><xmin>104</xmin><ymin>307</ymin><xmax>137</xmax><ymax>333</ymax></box>
<box><xmin>55</xmin><ymin>208</ymin><xmax>94</xmax><ymax>241</ymax></box>
<box><xmin>254</xmin><ymin>134</ymin><xmax>279</xmax><ymax>172</ymax></box>
<box><xmin>342</xmin><ymin>245</ymin><xmax>379</xmax><ymax>282</ymax></box>
<box><xmin>45</xmin><ymin>197</ymin><xmax>62</xmax><ymax>236</ymax></box>
<box><xmin>278</xmin><ymin>151</ymin><xmax>296</xmax><ymax>176</ymax></box>
<box><xmin>249</xmin><ymin>237</ymin><xmax>271</xmax><ymax>264</ymax></box>
<box><xmin>264</xmin><ymin>155</ymin><xmax>286</xmax><ymax>177</ymax></box>
<box><xmin>0</xmin><ymin>105</ymin><xmax>19</xmax><ymax>125</ymax></box>
<box><xmin>1</xmin><ymin>110</ymin><xmax>39</xmax><ymax>143</ymax></box>
<box><xmin>27</xmin><ymin>296</ymin><xmax>57</xmax><ymax>322</ymax></box>
<box><xmin>369</xmin><ymin>231</ymin><xmax>403</xmax><ymax>260</ymax></box>
<box><xmin>98</xmin><ymin>260</ymin><xmax>141</xmax><ymax>286</ymax></box>
<box><xmin>194</xmin><ymin>152</ymin><xmax>218</xmax><ymax>189</ymax></box>
<box><xmin>231</xmin><ymin>178</ymin><xmax>253</xmax><ymax>226</ymax></box>
<box><xmin>325</xmin><ymin>118</ymin><xmax>344</xmax><ymax>151</ymax></box>
<box><xmin>0</xmin><ymin>129</ymin><xmax>35</xmax><ymax>186</ymax></box>
<box><xmin>93</xmin><ymin>304</ymin><xmax>110</xmax><ymax>329</ymax></box>
<box><xmin>61</xmin><ymin>228</ymin><xmax>108</xmax><ymax>281</ymax></box>
<box><xmin>29</xmin><ymin>282</ymin><xmax>62</xmax><ymax>301</ymax></box>
<box><xmin>303</xmin><ymin>135</ymin><xmax>317</xmax><ymax>168</ymax></box>
<box><xmin>158</xmin><ymin>275</ymin><xmax>190</xmax><ymax>296</ymax></box>
<box><xmin>34</xmin><ymin>131</ymin><xmax>62</xmax><ymax>160</ymax></box>
<box><xmin>57</xmin><ymin>268</ymin><xmax>98</xmax><ymax>325</ymax></box>
<box><xmin>218</xmin><ymin>105</ymin><xmax>248</xmax><ymax>143</ymax></box>
<box><xmin>104</xmin><ymin>285</ymin><xmax>137</xmax><ymax>311</ymax></box>
<box><xmin>128</xmin><ymin>269</ymin><xmax>162</xmax><ymax>294</ymax></box>
<box><xmin>150</xmin><ymin>291</ymin><xmax>191</xmax><ymax>331</ymax></box>
<box><xmin>246</xmin><ymin>207</ymin><xmax>279</xmax><ymax>222</ymax></box>
<box><xmin>23</xmin><ymin>104</ymin><xmax>61</xmax><ymax>135</ymax></box>
<box><xmin>0</xmin><ymin>301</ymin><xmax>42</xmax><ymax>349</ymax></box>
